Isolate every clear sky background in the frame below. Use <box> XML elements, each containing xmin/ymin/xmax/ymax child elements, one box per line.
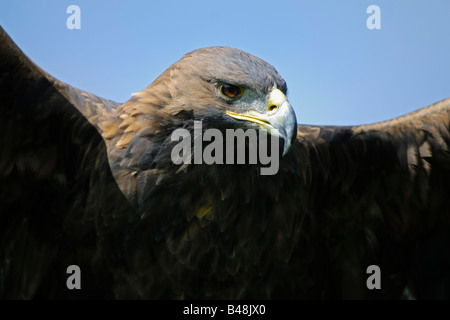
<box><xmin>0</xmin><ymin>0</ymin><xmax>449</xmax><ymax>125</ymax></box>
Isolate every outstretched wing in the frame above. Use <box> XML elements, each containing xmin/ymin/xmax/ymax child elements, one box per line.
<box><xmin>0</xmin><ymin>26</ymin><xmax>130</xmax><ymax>299</ymax></box>
<box><xmin>293</xmin><ymin>98</ymin><xmax>450</xmax><ymax>298</ymax></box>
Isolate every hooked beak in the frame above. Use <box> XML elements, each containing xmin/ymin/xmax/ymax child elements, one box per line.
<box><xmin>225</xmin><ymin>88</ymin><xmax>297</xmax><ymax>156</ymax></box>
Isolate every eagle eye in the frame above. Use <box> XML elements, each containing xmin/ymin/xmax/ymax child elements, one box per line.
<box><xmin>219</xmin><ymin>83</ymin><xmax>242</xmax><ymax>100</ymax></box>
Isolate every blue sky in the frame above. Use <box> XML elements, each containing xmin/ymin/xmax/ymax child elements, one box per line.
<box><xmin>0</xmin><ymin>0</ymin><xmax>449</xmax><ymax>125</ymax></box>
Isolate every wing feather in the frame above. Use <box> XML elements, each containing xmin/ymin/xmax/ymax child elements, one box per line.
<box><xmin>294</xmin><ymin>98</ymin><xmax>450</xmax><ymax>298</ymax></box>
<box><xmin>0</xmin><ymin>26</ymin><xmax>130</xmax><ymax>299</ymax></box>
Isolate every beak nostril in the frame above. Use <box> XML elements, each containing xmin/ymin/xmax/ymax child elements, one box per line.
<box><xmin>268</xmin><ymin>105</ymin><xmax>278</xmax><ymax>113</ymax></box>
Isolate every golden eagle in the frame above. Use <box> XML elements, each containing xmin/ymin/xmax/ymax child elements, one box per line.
<box><xmin>1</xmin><ymin>26</ymin><xmax>449</xmax><ymax>299</ymax></box>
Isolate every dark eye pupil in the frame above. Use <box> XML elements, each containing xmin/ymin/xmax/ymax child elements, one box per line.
<box><xmin>221</xmin><ymin>84</ymin><xmax>241</xmax><ymax>98</ymax></box>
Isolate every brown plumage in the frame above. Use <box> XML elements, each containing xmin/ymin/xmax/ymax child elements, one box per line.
<box><xmin>1</xmin><ymin>26</ymin><xmax>449</xmax><ymax>299</ymax></box>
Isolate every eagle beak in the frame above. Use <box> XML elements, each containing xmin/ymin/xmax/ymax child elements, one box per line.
<box><xmin>225</xmin><ymin>88</ymin><xmax>297</xmax><ymax>156</ymax></box>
